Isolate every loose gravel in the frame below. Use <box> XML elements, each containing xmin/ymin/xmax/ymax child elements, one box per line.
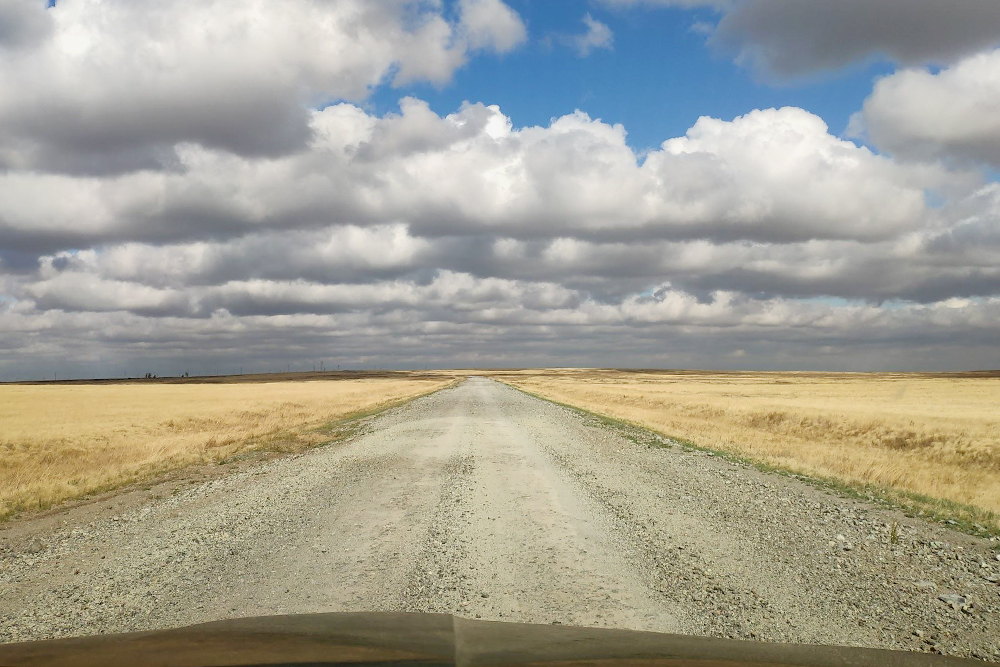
<box><xmin>2</xmin><ymin>378</ymin><xmax>999</xmax><ymax>662</ymax></box>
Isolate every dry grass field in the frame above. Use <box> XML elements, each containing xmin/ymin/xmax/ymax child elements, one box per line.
<box><xmin>0</xmin><ymin>374</ymin><xmax>453</xmax><ymax>521</ymax></box>
<box><xmin>492</xmin><ymin>369</ymin><xmax>1000</xmax><ymax>531</ymax></box>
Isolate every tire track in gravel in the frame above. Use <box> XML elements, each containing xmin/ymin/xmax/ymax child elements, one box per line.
<box><xmin>2</xmin><ymin>377</ymin><xmax>999</xmax><ymax>662</ymax></box>
<box><xmin>398</xmin><ymin>384</ymin><xmax>685</xmax><ymax>632</ymax></box>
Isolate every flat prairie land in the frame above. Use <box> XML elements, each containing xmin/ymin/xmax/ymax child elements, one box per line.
<box><xmin>0</xmin><ymin>374</ymin><xmax>453</xmax><ymax>521</ymax></box>
<box><xmin>491</xmin><ymin>369</ymin><xmax>1000</xmax><ymax>530</ymax></box>
<box><xmin>6</xmin><ymin>377</ymin><xmax>1000</xmax><ymax>660</ymax></box>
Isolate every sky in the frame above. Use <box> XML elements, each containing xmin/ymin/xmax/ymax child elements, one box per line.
<box><xmin>1</xmin><ymin>0</ymin><xmax>1000</xmax><ymax>379</ymax></box>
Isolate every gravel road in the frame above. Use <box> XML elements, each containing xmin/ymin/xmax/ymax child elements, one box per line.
<box><xmin>2</xmin><ymin>378</ymin><xmax>1000</xmax><ymax>662</ymax></box>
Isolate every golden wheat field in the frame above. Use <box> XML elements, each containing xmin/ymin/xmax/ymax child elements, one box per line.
<box><xmin>493</xmin><ymin>369</ymin><xmax>1000</xmax><ymax>528</ymax></box>
<box><xmin>0</xmin><ymin>375</ymin><xmax>452</xmax><ymax>521</ymax></box>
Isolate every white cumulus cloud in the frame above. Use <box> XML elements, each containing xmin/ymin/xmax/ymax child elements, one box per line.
<box><xmin>855</xmin><ymin>48</ymin><xmax>1000</xmax><ymax>168</ymax></box>
<box><xmin>0</xmin><ymin>0</ymin><xmax>526</xmax><ymax>174</ymax></box>
<box><xmin>603</xmin><ymin>0</ymin><xmax>1000</xmax><ymax>77</ymax></box>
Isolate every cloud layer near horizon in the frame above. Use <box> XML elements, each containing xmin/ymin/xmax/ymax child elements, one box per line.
<box><xmin>2</xmin><ymin>0</ymin><xmax>1000</xmax><ymax>377</ymax></box>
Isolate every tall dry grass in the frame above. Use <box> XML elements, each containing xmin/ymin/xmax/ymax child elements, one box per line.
<box><xmin>493</xmin><ymin>369</ymin><xmax>1000</xmax><ymax>529</ymax></box>
<box><xmin>0</xmin><ymin>377</ymin><xmax>451</xmax><ymax>520</ymax></box>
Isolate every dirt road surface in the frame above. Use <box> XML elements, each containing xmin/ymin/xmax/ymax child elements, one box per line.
<box><xmin>2</xmin><ymin>379</ymin><xmax>999</xmax><ymax>661</ymax></box>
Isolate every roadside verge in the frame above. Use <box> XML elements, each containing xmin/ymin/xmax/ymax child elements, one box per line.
<box><xmin>497</xmin><ymin>379</ymin><xmax>1000</xmax><ymax>540</ymax></box>
<box><xmin>0</xmin><ymin>376</ymin><xmax>463</xmax><ymax>524</ymax></box>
